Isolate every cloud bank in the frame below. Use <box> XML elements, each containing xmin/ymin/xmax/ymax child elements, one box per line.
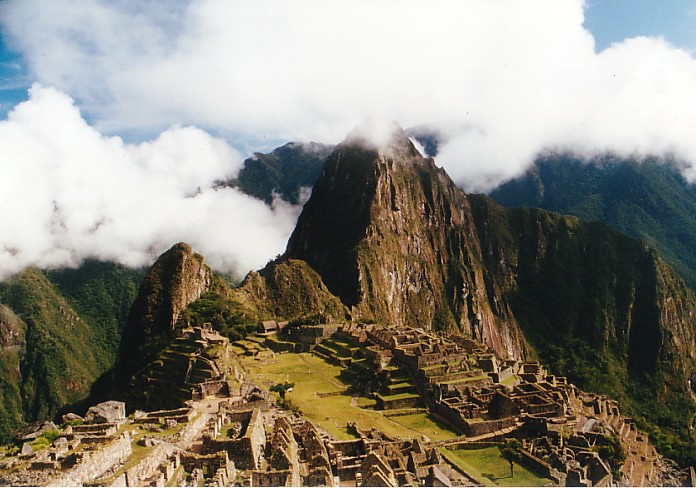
<box><xmin>2</xmin><ymin>0</ymin><xmax>696</xmax><ymax>275</ymax></box>
<box><xmin>0</xmin><ymin>85</ymin><xmax>299</xmax><ymax>278</ymax></box>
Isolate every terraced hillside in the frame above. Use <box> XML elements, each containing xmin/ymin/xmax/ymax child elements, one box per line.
<box><xmin>126</xmin><ymin>326</ymin><xmax>231</xmax><ymax>411</ymax></box>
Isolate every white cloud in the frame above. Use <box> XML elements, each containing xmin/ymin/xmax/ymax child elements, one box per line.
<box><xmin>0</xmin><ymin>85</ymin><xmax>299</xmax><ymax>278</ymax></box>
<box><xmin>1</xmin><ymin>0</ymin><xmax>696</xmax><ymax>276</ymax></box>
<box><xmin>5</xmin><ymin>0</ymin><xmax>696</xmax><ymax>191</ymax></box>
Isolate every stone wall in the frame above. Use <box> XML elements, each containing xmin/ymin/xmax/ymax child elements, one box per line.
<box><xmin>433</xmin><ymin>400</ymin><xmax>516</xmax><ymax>437</ymax></box>
<box><xmin>47</xmin><ymin>434</ymin><xmax>132</xmax><ymax>487</ymax></box>
<box><xmin>204</xmin><ymin>408</ymin><xmax>265</xmax><ymax>470</ymax></box>
<box><xmin>180</xmin><ymin>451</ymin><xmax>232</xmax><ymax>479</ymax></box>
<box><xmin>376</xmin><ymin>395</ymin><xmax>421</xmax><ymax>410</ymax></box>
<box><xmin>196</xmin><ymin>381</ymin><xmax>230</xmax><ymax>400</ymax></box>
<box><xmin>251</xmin><ymin>469</ymin><xmax>292</xmax><ymax>486</ymax></box>
<box><xmin>124</xmin><ymin>444</ymin><xmax>169</xmax><ymax>487</ymax></box>
<box><xmin>517</xmin><ymin>449</ymin><xmax>561</xmax><ymax>483</ymax></box>
<box><xmin>463</xmin><ymin>417</ymin><xmax>516</xmax><ymax>437</ymax></box>
<box><xmin>175</xmin><ymin>412</ymin><xmax>210</xmax><ymax>448</ymax></box>
<box><xmin>285</xmin><ymin>325</ymin><xmax>339</xmax><ymax>345</ymax></box>
<box><xmin>442</xmin><ymin>441</ymin><xmax>497</xmax><ymax>450</ymax></box>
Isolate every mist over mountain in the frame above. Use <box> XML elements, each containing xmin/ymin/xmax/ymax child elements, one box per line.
<box><xmin>231</xmin><ymin>142</ymin><xmax>333</xmax><ymax>205</ymax></box>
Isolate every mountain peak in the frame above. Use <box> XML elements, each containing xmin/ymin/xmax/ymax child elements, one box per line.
<box><xmin>343</xmin><ymin>119</ymin><xmax>422</xmax><ymax>160</ymax></box>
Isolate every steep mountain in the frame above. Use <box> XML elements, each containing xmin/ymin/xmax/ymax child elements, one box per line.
<box><xmin>231</xmin><ymin>141</ymin><xmax>333</xmax><ymax>204</ymax></box>
<box><xmin>284</xmin><ymin>128</ymin><xmax>528</xmax><ymax>359</ymax></box>
<box><xmin>489</xmin><ymin>154</ymin><xmax>696</xmax><ymax>290</ymax></box>
<box><xmin>0</xmin><ymin>262</ymin><xmax>141</xmax><ymax>442</ymax></box>
<box><xmin>0</xmin><ymin>305</ymin><xmax>25</xmax><ymax>443</ymax></box>
<box><xmin>47</xmin><ymin>260</ymin><xmax>144</xmax><ymax>361</ymax></box>
<box><xmin>113</xmin><ymin>243</ymin><xmax>213</xmax><ymax>393</ymax></box>
<box><xmin>242</xmin><ymin>128</ymin><xmax>696</xmax><ymax>463</ymax></box>
<box><xmin>469</xmin><ymin>199</ymin><xmax>696</xmax><ymax>426</ymax></box>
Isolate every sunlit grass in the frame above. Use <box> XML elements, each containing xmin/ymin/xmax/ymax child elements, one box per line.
<box><xmin>441</xmin><ymin>446</ymin><xmax>553</xmax><ymax>487</ymax></box>
<box><xmin>239</xmin><ymin>350</ymin><xmax>460</xmax><ymax>442</ymax></box>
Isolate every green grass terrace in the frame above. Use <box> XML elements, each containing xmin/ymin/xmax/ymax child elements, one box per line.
<box><xmin>237</xmin><ymin>348</ymin><xmax>459</xmax><ymax>443</ymax></box>
<box><xmin>440</xmin><ymin>446</ymin><xmax>554</xmax><ymax>487</ymax></box>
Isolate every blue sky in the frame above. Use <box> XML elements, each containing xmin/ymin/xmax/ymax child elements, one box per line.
<box><xmin>0</xmin><ymin>40</ymin><xmax>26</xmax><ymax>116</ymax></box>
<box><xmin>584</xmin><ymin>0</ymin><xmax>696</xmax><ymax>52</ymax></box>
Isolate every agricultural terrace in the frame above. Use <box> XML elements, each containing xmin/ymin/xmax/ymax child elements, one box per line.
<box><xmin>235</xmin><ymin>340</ymin><xmax>458</xmax><ymax>443</ymax></box>
<box><xmin>441</xmin><ymin>446</ymin><xmax>554</xmax><ymax>487</ymax></box>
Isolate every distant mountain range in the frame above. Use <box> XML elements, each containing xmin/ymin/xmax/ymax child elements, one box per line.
<box><xmin>490</xmin><ymin>153</ymin><xmax>696</xmax><ymax>290</ymax></box>
<box><xmin>230</xmin><ymin>141</ymin><xmax>332</xmax><ymax>205</ymax></box>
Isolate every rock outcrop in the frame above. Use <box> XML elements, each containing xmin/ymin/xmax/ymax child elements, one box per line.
<box><xmin>113</xmin><ymin>243</ymin><xmax>212</xmax><ymax>391</ymax></box>
<box><xmin>85</xmin><ymin>400</ymin><xmax>126</xmax><ymax>424</ymax></box>
<box><xmin>283</xmin><ymin>128</ymin><xmax>528</xmax><ymax>359</ymax></box>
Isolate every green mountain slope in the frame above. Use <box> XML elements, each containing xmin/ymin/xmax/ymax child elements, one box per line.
<box><xmin>489</xmin><ymin>154</ymin><xmax>696</xmax><ymax>289</ymax></box>
<box><xmin>0</xmin><ymin>263</ymin><xmax>141</xmax><ymax>442</ymax></box>
<box><xmin>231</xmin><ymin>141</ymin><xmax>332</xmax><ymax>204</ymax></box>
<box><xmin>470</xmin><ymin>195</ymin><xmax>696</xmax><ymax>463</ymax></box>
<box><xmin>47</xmin><ymin>261</ymin><xmax>144</xmax><ymax>361</ymax></box>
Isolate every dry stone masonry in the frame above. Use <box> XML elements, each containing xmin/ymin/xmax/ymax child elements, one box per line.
<box><xmin>0</xmin><ymin>322</ymin><xmax>686</xmax><ymax>486</ymax></box>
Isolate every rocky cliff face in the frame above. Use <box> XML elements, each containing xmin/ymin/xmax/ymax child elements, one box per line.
<box><xmin>0</xmin><ymin>305</ymin><xmax>24</xmax><ymax>352</ymax></box>
<box><xmin>0</xmin><ymin>305</ymin><xmax>24</xmax><ymax>441</ymax></box>
<box><xmin>113</xmin><ymin>242</ymin><xmax>212</xmax><ymax>389</ymax></box>
<box><xmin>284</xmin><ymin>129</ymin><xmax>528</xmax><ymax>359</ymax></box>
<box><xmin>468</xmin><ymin>198</ymin><xmax>696</xmax><ymax>400</ymax></box>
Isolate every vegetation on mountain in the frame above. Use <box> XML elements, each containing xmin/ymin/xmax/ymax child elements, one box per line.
<box><xmin>469</xmin><ymin>195</ymin><xmax>696</xmax><ymax>465</ymax></box>
<box><xmin>176</xmin><ymin>275</ymin><xmax>258</xmax><ymax>341</ymax></box>
<box><xmin>231</xmin><ymin>141</ymin><xmax>332</xmax><ymax>204</ymax></box>
<box><xmin>0</xmin><ymin>263</ymin><xmax>140</xmax><ymax>443</ymax></box>
<box><xmin>240</xmin><ymin>259</ymin><xmax>349</xmax><ymax>324</ymax></box>
<box><xmin>489</xmin><ymin>154</ymin><xmax>696</xmax><ymax>290</ymax></box>
<box><xmin>47</xmin><ymin>261</ymin><xmax>143</xmax><ymax>362</ymax></box>
<box><xmin>113</xmin><ymin>242</ymin><xmax>212</xmax><ymax>391</ymax></box>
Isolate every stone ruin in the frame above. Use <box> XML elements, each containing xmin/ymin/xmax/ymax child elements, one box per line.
<box><xmin>1</xmin><ymin>321</ymin><xmax>688</xmax><ymax>486</ymax></box>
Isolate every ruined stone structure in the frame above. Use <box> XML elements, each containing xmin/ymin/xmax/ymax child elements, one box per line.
<box><xmin>0</xmin><ymin>322</ymin><xmax>684</xmax><ymax>486</ymax></box>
